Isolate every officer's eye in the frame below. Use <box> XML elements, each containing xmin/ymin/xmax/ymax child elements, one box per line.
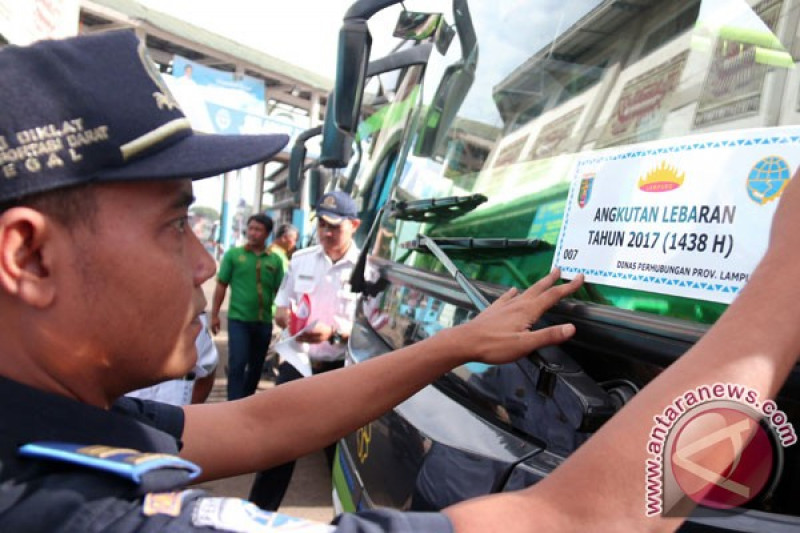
<box><xmin>171</xmin><ymin>216</ymin><xmax>189</xmax><ymax>233</ymax></box>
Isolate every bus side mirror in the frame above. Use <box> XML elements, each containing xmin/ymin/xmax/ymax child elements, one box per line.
<box><xmin>321</xmin><ymin>91</ymin><xmax>353</xmax><ymax>168</ymax></box>
<box><xmin>335</xmin><ymin>19</ymin><xmax>372</xmax><ymax>134</ymax></box>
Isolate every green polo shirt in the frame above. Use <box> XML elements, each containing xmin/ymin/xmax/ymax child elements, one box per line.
<box><xmin>217</xmin><ymin>246</ymin><xmax>285</xmax><ymax>323</ymax></box>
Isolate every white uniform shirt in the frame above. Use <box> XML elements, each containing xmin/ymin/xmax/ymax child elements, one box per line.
<box><xmin>275</xmin><ymin>243</ymin><xmax>360</xmax><ymax>361</ymax></box>
<box><xmin>127</xmin><ymin>313</ymin><xmax>219</xmax><ymax>405</ymax></box>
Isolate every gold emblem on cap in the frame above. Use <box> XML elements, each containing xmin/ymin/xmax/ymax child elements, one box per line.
<box><xmin>136</xmin><ymin>39</ymin><xmax>182</xmax><ymax>113</ymax></box>
<box><xmin>153</xmin><ymin>92</ymin><xmax>180</xmax><ymax>111</ymax></box>
<box><xmin>321</xmin><ymin>195</ymin><xmax>338</xmax><ymax>209</ymax></box>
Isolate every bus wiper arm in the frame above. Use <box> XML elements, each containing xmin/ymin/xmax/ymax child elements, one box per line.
<box><xmin>415</xmin><ymin>234</ymin><xmax>491</xmax><ymax>310</ymax></box>
<box><xmin>391</xmin><ymin>193</ymin><xmax>487</xmax><ymax>222</ymax></box>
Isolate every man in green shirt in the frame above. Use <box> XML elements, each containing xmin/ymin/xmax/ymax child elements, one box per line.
<box><xmin>211</xmin><ymin>214</ymin><xmax>285</xmax><ymax>400</ymax></box>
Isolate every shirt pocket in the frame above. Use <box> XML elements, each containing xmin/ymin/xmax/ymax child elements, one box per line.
<box><xmin>294</xmin><ymin>275</ymin><xmax>317</xmax><ymax>295</ymax></box>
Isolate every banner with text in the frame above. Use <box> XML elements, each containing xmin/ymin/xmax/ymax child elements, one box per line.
<box><xmin>553</xmin><ymin>126</ymin><xmax>799</xmax><ymax>303</ymax></box>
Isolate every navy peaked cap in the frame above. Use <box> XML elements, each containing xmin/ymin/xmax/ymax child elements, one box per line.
<box><xmin>0</xmin><ymin>30</ymin><xmax>288</xmax><ymax>203</ymax></box>
<box><xmin>315</xmin><ymin>190</ymin><xmax>358</xmax><ymax>224</ymax></box>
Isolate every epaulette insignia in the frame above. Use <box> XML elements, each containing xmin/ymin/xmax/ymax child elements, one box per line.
<box><xmin>143</xmin><ymin>491</ymin><xmax>189</xmax><ymax>517</ymax></box>
<box><xmin>18</xmin><ymin>442</ymin><xmax>202</xmax><ymax>484</ymax></box>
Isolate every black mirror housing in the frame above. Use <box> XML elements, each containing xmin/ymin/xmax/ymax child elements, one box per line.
<box><xmin>335</xmin><ymin>19</ymin><xmax>372</xmax><ymax>134</ymax></box>
<box><xmin>321</xmin><ymin>91</ymin><xmax>354</xmax><ymax>168</ymax></box>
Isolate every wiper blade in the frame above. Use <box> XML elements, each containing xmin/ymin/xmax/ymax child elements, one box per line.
<box><xmin>391</xmin><ymin>193</ymin><xmax>487</xmax><ymax>222</ymax></box>
<box><xmin>402</xmin><ymin>237</ymin><xmax>552</xmax><ymax>256</ymax></box>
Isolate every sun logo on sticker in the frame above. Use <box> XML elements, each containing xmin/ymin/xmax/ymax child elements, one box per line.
<box><xmin>638</xmin><ymin>161</ymin><xmax>685</xmax><ymax>192</ymax></box>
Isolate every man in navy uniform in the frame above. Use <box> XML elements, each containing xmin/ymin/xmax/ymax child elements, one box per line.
<box><xmin>1</xmin><ymin>31</ymin><xmax>800</xmax><ymax>533</ymax></box>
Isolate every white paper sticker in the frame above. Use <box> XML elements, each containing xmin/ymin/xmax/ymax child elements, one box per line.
<box><xmin>553</xmin><ymin>127</ymin><xmax>798</xmax><ymax>303</ymax></box>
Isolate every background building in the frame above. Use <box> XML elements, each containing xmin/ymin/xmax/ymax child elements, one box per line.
<box><xmin>0</xmin><ymin>0</ymin><xmax>334</xmax><ymax>249</ymax></box>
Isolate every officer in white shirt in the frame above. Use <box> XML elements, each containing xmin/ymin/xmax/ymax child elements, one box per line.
<box><xmin>248</xmin><ymin>191</ymin><xmax>361</xmax><ymax>511</ymax></box>
<box><xmin>277</xmin><ymin>191</ymin><xmax>361</xmax><ymax>368</ymax></box>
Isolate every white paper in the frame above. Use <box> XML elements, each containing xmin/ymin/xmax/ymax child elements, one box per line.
<box><xmin>273</xmin><ymin>320</ymin><xmax>318</xmax><ymax>377</ymax></box>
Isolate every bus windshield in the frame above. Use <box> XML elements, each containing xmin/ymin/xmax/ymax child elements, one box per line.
<box><xmin>373</xmin><ymin>0</ymin><xmax>793</xmax><ymax>324</ymax></box>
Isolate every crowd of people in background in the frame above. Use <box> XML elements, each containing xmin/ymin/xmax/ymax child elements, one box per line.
<box><xmin>249</xmin><ymin>191</ymin><xmax>363</xmax><ymax>510</ymax></box>
<box><xmin>201</xmin><ymin>192</ymin><xmax>362</xmax><ymax>511</ymax></box>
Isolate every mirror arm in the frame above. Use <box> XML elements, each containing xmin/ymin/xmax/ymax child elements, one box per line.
<box><xmin>366</xmin><ymin>43</ymin><xmax>434</xmax><ymax>77</ymax></box>
<box><xmin>288</xmin><ymin>126</ymin><xmax>323</xmax><ymax>193</ymax></box>
<box><xmin>344</xmin><ymin>0</ymin><xmax>403</xmax><ymax>20</ymax></box>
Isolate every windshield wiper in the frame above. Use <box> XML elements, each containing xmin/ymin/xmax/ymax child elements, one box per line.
<box><xmin>402</xmin><ymin>236</ymin><xmax>551</xmax><ymax>255</ymax></box>
<box><xmin>391</xmin><ymin>193</ymin><xmax>487</xmax><ymax>222</ymax></box>
<box><xmin>400</xmin><ymin>237</ymin><xmax>553</xmax><ymax>286</ymax></box>
<box><xmin>350</xmin><ymin>193</ymin><xmax>488</xmax><ymax>296</ymax></box>
<box><xmin>406</xmin><ymin>233</ymin><xmax>615</xmax><ymax>431</ymax></box>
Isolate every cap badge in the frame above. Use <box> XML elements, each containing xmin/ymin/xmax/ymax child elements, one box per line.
<box><xmin>153</xmin><ymin>92</ymin><xmax>180</xmax><ymax>111</ymax></box>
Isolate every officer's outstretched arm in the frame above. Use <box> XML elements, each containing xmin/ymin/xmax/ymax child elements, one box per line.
<box><xmin>180</xmin><ymin>270</ymin><xmax>583</xmax><ymax>480</ymax></box>
<box><xmin>444</xmin><ymin>173</ymin><xmax>800</xmax><ymax>532</ymax></box>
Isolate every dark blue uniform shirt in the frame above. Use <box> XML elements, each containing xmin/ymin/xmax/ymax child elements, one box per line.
<box><xmin>0</xmin><ymin>376</ymin><xmax>452</xmax><ymax>532</ymax></box>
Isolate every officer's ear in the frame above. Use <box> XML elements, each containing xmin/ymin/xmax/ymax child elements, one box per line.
<box><xmin>0</xmin><ymin>207</ymin><xmax>56</xmax><ymax>307</ymax></box>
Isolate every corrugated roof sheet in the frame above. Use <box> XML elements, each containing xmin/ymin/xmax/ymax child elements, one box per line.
<box><xmin>84</xmin><ymin>0</ymin><xmax>334</xmax><ymax>92</ymax></box>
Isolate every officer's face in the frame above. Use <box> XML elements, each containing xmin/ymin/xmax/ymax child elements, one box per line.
<box><xmin>59</xmin><ymin>179</ymin><xmax>216</xmax><ymax>400</ymax></box>
<box><xmin>318</xmin><ymin>218</ymin><xmax>360</xmax><ymax>258</ymax></box>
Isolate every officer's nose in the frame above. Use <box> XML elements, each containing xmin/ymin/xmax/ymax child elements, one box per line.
<box><xmin>190</xmin><ymin>230</ymin><xmax>216</xmax><ymax>284</ymax></box>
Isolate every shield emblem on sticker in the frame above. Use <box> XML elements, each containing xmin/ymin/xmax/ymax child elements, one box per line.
<box><xmin>578</xmin><ymin>174</ymin><xmax>594</xmax><ymax>209</ymax></box>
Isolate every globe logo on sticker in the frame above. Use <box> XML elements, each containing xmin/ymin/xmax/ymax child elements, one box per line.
<box><xmin>746</xmin><ymin>156</ymin><xmax>791</xmax><ymax>205</ymax></box>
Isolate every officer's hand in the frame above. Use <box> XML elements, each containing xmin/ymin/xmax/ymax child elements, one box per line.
<box><xmin>210</xmin><ymin>314</ymin><xmax>221</xmax><ymax>335</ymax></box>
<box><xmin>296</xmin><ymin>322</ymin><xmax>333</xmax><ymax>344</ymax></box>
<box><xmin>447</xmin><ymin>269</ymin><xmax>583</xmax><ymax>365</ymax></box>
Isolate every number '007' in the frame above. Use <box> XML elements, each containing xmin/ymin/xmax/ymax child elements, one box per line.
<box><xmin>562</xmin><ymin>249</ymin><xmax>579</xmax><ymax>261</ymax></box>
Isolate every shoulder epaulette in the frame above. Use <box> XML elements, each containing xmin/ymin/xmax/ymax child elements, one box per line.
<box><xmin>18</xmin><ymin>442</ymin><xmax>201</xmax><ymax>485</ymax></box>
